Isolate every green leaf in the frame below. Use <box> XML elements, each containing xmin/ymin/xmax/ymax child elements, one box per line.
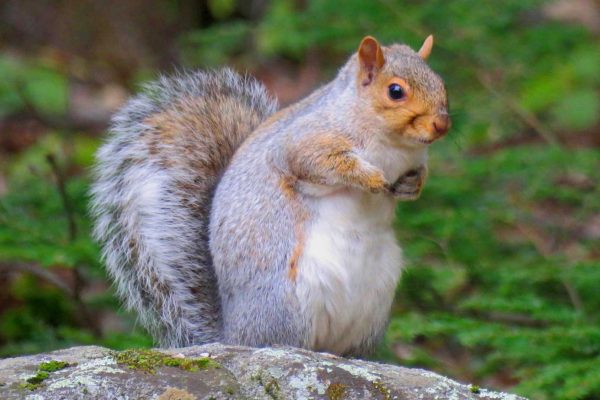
<box><xmin>21</xmin><ymin>66</ymin><xmax>68</xmax><ymax>116</ymax></box>
<box><xmin>208</xmin><ymin>0</ymin><xmax>236</xmax><ymax>20</ymax></box>
<box><xmin>552</xmin><ymin>89</ymin><xmax>600</xmax><ymax>131</ymax></box>
<box><xmin>0</xmin><ymin>55</ymin><xmax>25</xmax><ymax>116</ymax></box>
<box><xmin>520</xmin><ymin>71</ymin><xmax>569</xmax><ymax>113</ymax></box>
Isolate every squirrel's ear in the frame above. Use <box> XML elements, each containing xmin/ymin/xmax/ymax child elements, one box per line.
<box><xmin>417</xmin><ymin>35</ymin><xmax>434</xmax><ymax>60</ymax></box>
<box><xmin>358</xmin><ymin>36</ymin><xmax>385</xmax><ymax>85</ymax></box>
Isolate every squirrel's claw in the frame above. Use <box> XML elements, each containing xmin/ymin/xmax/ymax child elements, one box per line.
<box><xmin>388</xmin><ymin>166</ymin><xmax>427</xmax><ymax>201</ymax></box>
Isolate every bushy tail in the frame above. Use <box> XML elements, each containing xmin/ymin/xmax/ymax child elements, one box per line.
<box><xmin>90</xmin><ymin>69</ymin><xmax>277</xmax><ymax>347</ymax></box>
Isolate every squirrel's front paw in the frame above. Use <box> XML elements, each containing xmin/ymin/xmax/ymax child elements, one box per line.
<box><xmin>367</xmin><ymin>171</ymin><xmax>388</xmax><ymax>193</ymax></box>
<box><xmin>353</xmin><ymin>161</ymin><xmax>388</xmax><ymax>194</ymax></box>
<box><xmin>388</xmin><ymin>166</ymin><xmax>427</xmax><ymax>201</ymax></box>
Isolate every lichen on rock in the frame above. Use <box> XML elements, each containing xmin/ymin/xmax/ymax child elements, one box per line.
<box><xmin>0</xmin><ymin>344</ymin><xmax>527</xmax><ymax>400</ymax></box>
<box><xmin>325</xmin><ymin>382</ymin><xmax>347</xmax><ymax>399</ymax></box>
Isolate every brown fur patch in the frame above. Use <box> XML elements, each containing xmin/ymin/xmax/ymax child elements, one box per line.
<box><xmin>288</xmin><ymin>230</ymin><xmax>305</xmax><ymax>282</ymax></box>
<box><xmin>362</xmin><ymin>172</ymin><xmax>387</xmax><ymax>192</ymax></box>
<box><xmin>144</xmin><ymin>111</ymin><xmax>179</xmax><ymax>143</ymax></box>
<box><xmin>143</xmin><ymin>94</ymin><xmax>265</xmax><ymax>172</ymax></box>
<box><xmin>288</xmin><ymin>132</ymin><xmax>386</xmax><ymax>192</ymax></box>
<box><xmin>279</xmin><ymin>176</ymin><xmax>308</xmax><ymax>282</ymax></box>
<box><xmin>281</xmin><ymin>130</ymin><xmax>394</xmax><ymax>281</ymax></box>
<box><xmin>256</xmin><ymin>107</ymin><xmax>290</xmax><ymax>131</ymax></box>
<box><xmin>330</xmin><ymin>151</ymin><xmax>359</xmax><ymax>175</ymax></box>
<box><xmin>279</xmin><ymin>175</ymin><xmax>298</xmax><ymax>200</ymax></box>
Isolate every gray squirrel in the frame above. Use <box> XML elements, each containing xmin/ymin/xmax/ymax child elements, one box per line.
<box><xmin>91</xmin><ymin>35</ymin><xmax>449</xmax><ymax>356</ymax></box>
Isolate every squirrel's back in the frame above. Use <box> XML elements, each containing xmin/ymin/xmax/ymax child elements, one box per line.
<box><xmin>90</xmin><ymin>69</ymin><xmax>277</xmax><ymax>347</ymax></box>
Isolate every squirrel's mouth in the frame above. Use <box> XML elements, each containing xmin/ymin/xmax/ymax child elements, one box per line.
<box><xmin>414</xmin><ymin>137</ymin><xmax>435</xmax><ymax>145</ymax></box>
<box><xmin>403</xmin><ymin>134</ymin><xmax>435</xmax><ymax>146</ymax></box>
<box><xmin>400</xmin><ymin>123</ymin><xmax>438</xmax><ymax>147</ymax></box>
<box><xmin>388</xmin><ymin>134</ymin><xmax>434</xmax><ymax>149</ymax></box>
<box><xmin>388</xmin><ymin>129</ymin><xmax>437</xmax><ymax>148</ymax></box>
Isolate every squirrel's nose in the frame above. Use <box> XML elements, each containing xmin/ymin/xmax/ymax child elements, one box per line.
<box><xmin>432</xmin><ymin>114</ymin><xmax>450</xmax><ymax>136</ymax></box>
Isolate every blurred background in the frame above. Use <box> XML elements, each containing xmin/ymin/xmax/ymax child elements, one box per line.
<box><xmin>0</xmin><ymin>0</ymin><xmax>598</xmax><ymax>398</ymax></box>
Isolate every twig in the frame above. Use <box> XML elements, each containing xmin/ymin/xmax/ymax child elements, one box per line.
<box><xmin>468</xmin><ymin>310</ymin><xmax>549</xmax><ymax>328</ymax></box>
<box><xmin>46</xmin><ymin>153</ymin><xmax>77</xmax><ymax>241</ymax></box>
<box><xmin>561</xmin><ymin>279</ymin><xmax>584</xmax><ymax>314</ymax></box>
<box><xmin>475</xmin><ymin>71</ymin><xmax>560</xmax><ymax>146</ymax></box>
<box><xmin>504</xmin><ymin>201</ymin><xmax>585</xmax><ymax>315</ymax></box>
<box><xmin>514</xmin><ymin>222</ymin><xmax>553</xmax><ymax>258</ymax></box>
<box><xmin>375</xmin><ymin>0</ymin><xmax>561</xmax><ymax>147</ymax></box>
<box><xmin>45</xmin><ymin>154</ymin><xmax>102</xmax><ymax>337</ymax></box>
<box><xmin>0</xmin><ymin>262</ymin><xmax>74</xmax><ymax>297</ymax></box>
<box><xmin>14</xmin><ymin>82</ymin><xmax>107</xmax><ymax>133</ymax></box>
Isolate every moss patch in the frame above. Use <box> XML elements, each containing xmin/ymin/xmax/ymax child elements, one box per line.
<box><xmin>264</xmin><ymin>378</ymin><xmax>281</xmax><ymax>398</ymax></box>
<box><xmin>224</xmin><ymin>385</ymin><xmax>236</xmax><ymax>395</ymax></box>
<box><xmin>39</xmin><ymin>360</ymin><xmax>71</xmax><ymax>372</ymax></box>
<box><xmin>252</xmin><ymin>370</ymin><xmax>283</xmax><ymax>400</ymax></box>
<box><xmin>19</xmin><ymin>382</ymin><xmax>42</xmax><ymax>391</ymax></box>
<box><xmin>114</xmin><ymin>349</ymin><xmax>219</xmax><ymax>374</ymax></box>
<box><xmin>372</xmin><ymin>381</ymin><xmax>391</xmax><ymax>400</ymax></box>
<box><xmin>19</xmin><ymin>359</ymin><xmax>72</xmax><ymax>391</ymax></box>
<box><xmin>326</xmin><ymin>382</ymin><xmax>347</xmax><ymax>400</ymax></box>
<box><xmin>20</xmin><ymin>371</ymin><xmax>50</xmax><ymax>389</ymax></box>
<box><xmin>469</xmin><ymin>384</ymin><xmax>481</xmax><ymax>394</ymax></box>
<box><xmin>26</xmin><ymin>371</ymin><xmax>49</xmax><ymax>384</ymax></box>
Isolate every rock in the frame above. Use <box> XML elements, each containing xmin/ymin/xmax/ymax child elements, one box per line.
<box><xmin>0</xmin><ymin>344</ymin><xmax>526</xmax><ymax>399</ymax></box>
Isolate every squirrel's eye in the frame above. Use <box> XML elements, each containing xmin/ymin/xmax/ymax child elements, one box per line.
<box><xmin>388</xmin><ymin>83</ymin><xmax>405</xmax><ymax>101</ymax></box>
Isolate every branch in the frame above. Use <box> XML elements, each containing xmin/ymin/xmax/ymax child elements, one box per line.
<box><xmin>475</xmin><ymin>311</ymin><xmax>548</xmax><ymax>328</ymax></box>
<box><xmin>0</xmin><ymin>261</ymin><xmax>73</xmax><ymax>296</ymax></box>
<box><xmin>503</xmin><ymin>201</ymin><xmax>585</xmax><ymax>315</ymax></box>
<box><xmin>475</xmin><ymin>71</ymin><xmax>560</xmax><ymax>146</ymax></box>
<box><xmin>375</xmin><ymin>0</ymin><xmax>561</xmax><ymax>147</ymax></box>
<box><xmin>45</xmin><ymin>154</ymin><xmax>102</xmax><ymax>336</ymax></box>
<box><xmin>46</xmin><ymin>153</ymin><xmax>77</xmax><ymax>241</ymax></box>
<box><xmin>0</xmin><ymin>261</ymin><xmax>102</xmax><ymax>337</ymax></box>
<box><xmin>14</xmin><ymin>82</ymin><xmax>107</xmax><ymax>133</ymax></box>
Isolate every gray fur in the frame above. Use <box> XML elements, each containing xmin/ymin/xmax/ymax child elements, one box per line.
<box><xmin>90</xmin><ymin>69</ymin><xmax>277</xmax><ymax>347</ymax></box>
<box><xmin>92</xmin><ymin>42</ymin><xmax>446</xmax><ymax>355</ymax></box>
<box><xmin>210</xmin><ymin>133</ymin><xmax>307</xmax><ymax>348</ymax></box>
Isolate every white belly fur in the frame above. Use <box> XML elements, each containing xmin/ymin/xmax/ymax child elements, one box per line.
<box><xmin>295</xmin><ymin>142</ymin><xmax>427</xmax><ymax>354</ymax></box>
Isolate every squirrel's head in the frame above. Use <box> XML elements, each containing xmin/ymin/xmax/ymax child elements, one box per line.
<box><xmin>355</xmin><ymin>35</ymin><xmax>450</xmax><ymax>146</ymax></box>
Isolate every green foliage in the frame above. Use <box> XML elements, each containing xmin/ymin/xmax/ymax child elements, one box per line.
<box><xmin>182</xmin><ymin>22</ymin><xmax>252</xmax><ymax>67</ymax></box>
<box><xmin>1</xmin><ymin>2</ymin><xmax>599</xmax><ymax>400</ymax></box>
<box><xmin>388</xmin><ymin>144</ymin><xmax>600</xmax><ymax>399</ymax></box>
<box><xmin>180</xmin><ymin>6</ymin><xmax>600</xmax><ymax>395</ymax></box>
<box><xmin>207</xmin><ymin>0</ymin><xmax>236</xmax><ymax>20</ymax></box>
<box><xmin>0</xmin><ymin>135</ymin><xmax>97</xmax><ymax>268</ymax></box>
<box><xmin>182</xmin><ymin>0</ymin><xmax>600</xmax><ymax>144</ymax></box>
<box><xmin>0</xmin><ymin>133</ymin><xmax>151</xmax><ymax>356</ymax></box>
<box><xmin>0</xmin><ymin>55</ymin><xmax>67</xmax><ymax>117</ymax></box>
